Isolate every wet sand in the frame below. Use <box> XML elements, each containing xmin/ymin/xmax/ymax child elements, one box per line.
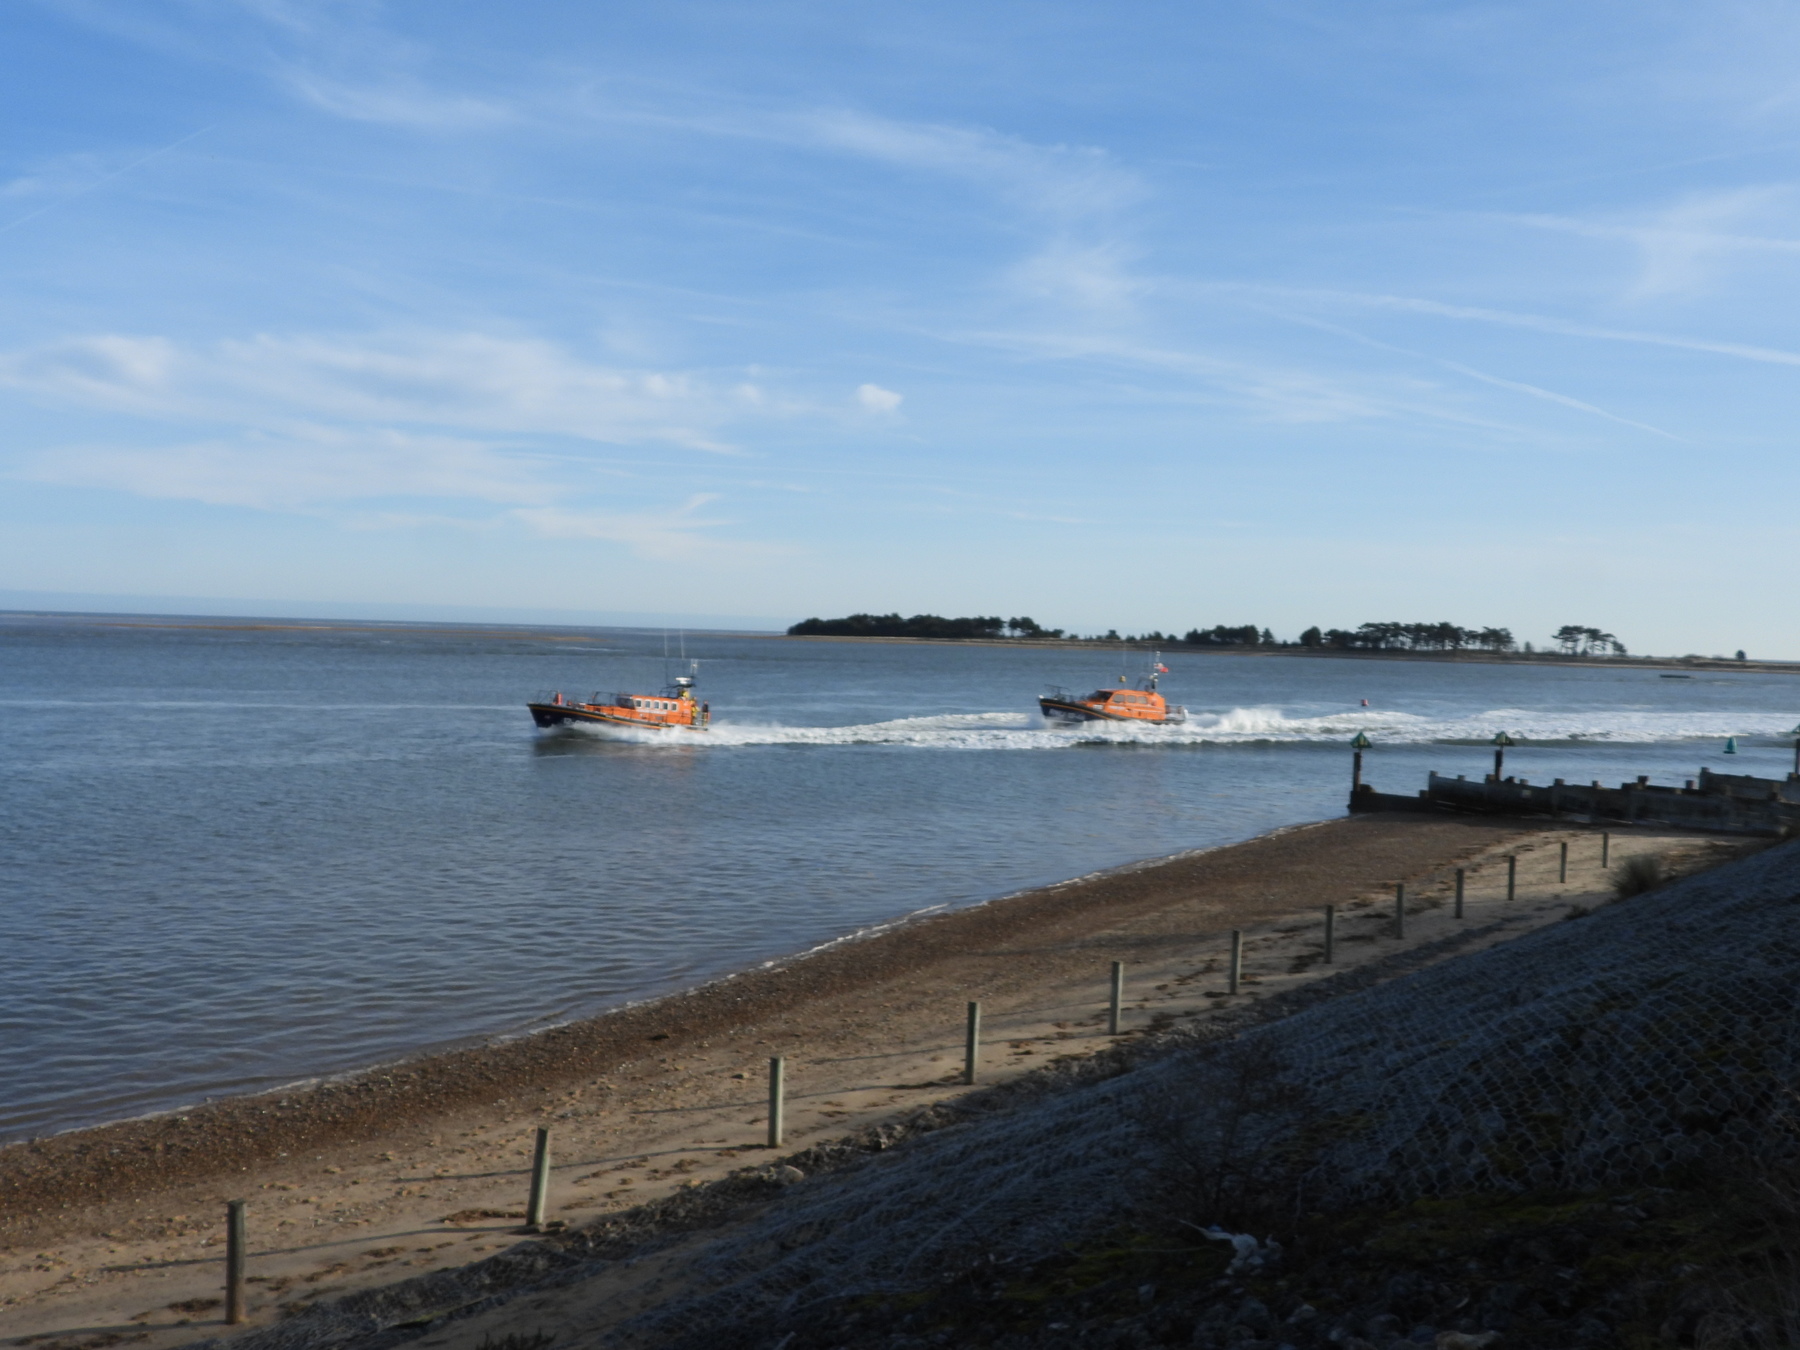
<box><xmin>0</xmin><ymin>814</ymin><xmax>1747</xmax><ymax>1348</ymax></box>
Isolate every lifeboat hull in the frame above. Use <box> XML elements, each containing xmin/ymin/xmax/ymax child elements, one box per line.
<box><xmin>1038</xmin><ymin>696</ymin><xmax>1187</xmax><ymax>726</ymax></box>
<box><xmin>527</xmin><ymin>702</ymin><xmax>705</xmax><ymax>732</ymax></box>
<box><xmin>1039</xmin><ymin>697</ymin><xmax>1126</xmax><ymax>723</ymax></box>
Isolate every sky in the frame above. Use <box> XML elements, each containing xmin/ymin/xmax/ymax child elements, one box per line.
<box><xmin>3</xmin><ymin>2</ymin><xmax>1800</xmax><ymax>652</ymax></box>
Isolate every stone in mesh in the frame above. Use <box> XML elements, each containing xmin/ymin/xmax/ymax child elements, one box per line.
<box><xmin>614</xmin><ymin>841</ymin><xmax>1800</xmax><ymax>1344</ymax></box>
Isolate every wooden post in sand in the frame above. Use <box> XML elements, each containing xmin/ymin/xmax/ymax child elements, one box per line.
<box><xmin>1559</xmin><ymin>841</ymin><xmax>1568</xmax><ymax>884</ymax></box>
<box><xmin>1323</xmin><ymin>904</ymin><xmax>1336</xmax><ymax>964</ymax></box>
<box><xmin>767</xmin><ymin>1058</ymin><xmax>785</xmax><ymax>1147</ymax></box>
<box><xmin>1108</xmin><ymin>961</ymin><xmax>1124</xmax><ymax>1035</ymax></box>
<box><xmin>526</xmin><ymin>1127</ymin><xmax>551</xmax><ymax>1229</ymax></box>
<box><xmin>1454</xmin><ymin>868</ymin><xmax>1465</xmax><ymax>919</ymax></box>
<box><xmin>1394</xmin><ymin>883</ymin><xmax>1405</xmax><ymax>939</ymax></box>
<box><xmin>1507</xmin><ymin>855</ymin><xmax>1517</xmax><ymax>902</ymax></box>
<box><xmin>1228</xmin><ymin>930</ymin><xmax>1243</xmax><ymax>994</ymax></box>
<box><xmin>964</xmin><ymin>1003</ymin><xmax>981</xmax><ymax>1085</ymax></box>
<box><xmin>225</xmin><ymin>1200</ymin><xmax>246</xmax><ymax>1325</ymax></box>
<box><xmin>1602</xmin><ymin>831</ymin><xmax>1611</xmax><ymax>868</ymax></box>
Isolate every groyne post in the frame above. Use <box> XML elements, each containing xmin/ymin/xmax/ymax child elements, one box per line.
<box><xmin>1507</xmin><ymin>854</ymin><xmax>1517</xmax><ymax>902</ymax></box>
<box><xmin>767</xmin><ymin>1057</ymin><xmax>785</xmax><ymax>1147</ymax></box>
<box><xmin>225</xmin><ymin>1200</ymin><xmax>246</xmax><ymax>1325</ymax></box>
<box><xmin>1559</xmin><ymin>840</ymin><xmax>1568</xmax><ymax>884</ymax></box>
<box><xmin>1454</xmin><ymin>868</ymin><xmax>1465</xmax><ymax>919</ymax></box>
<box><xmin>1323</xmin><ymin>904</ymin><xmax>1335</xmax><ymax>964</ymax></box>
<box><xmin>526</xmin><ymin>1127</ymin><xmax>551</xmax><ymax>1229</ymax></box>
<box><xmin>964</xmin><ymin>1003</ymin><xmax>981</xmax><ymax>1085</ymax></box>
<box><xmin>1108</xmin><ymin>961</ymin><xmax>1124</xmax><ymax>1035</ymax></box>
<box><xmin>1228</xmin><ymin>930</ymin><xmax>1243</xmax><ymax>994</ymax></box>
<box><xmin>1394</xmin><ymin>883</ymin><xmax>1405</xmax><ymax>939</ymax></box>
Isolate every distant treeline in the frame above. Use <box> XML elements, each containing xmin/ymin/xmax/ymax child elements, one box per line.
<box><xmin>1305</xmin><ymin>622</ymin><xmax>1520</xmax><ymax>652</ymax></box>
<box><xmin>787</xmin><ymin>613</ymin><xmax>1065</xmax><ymax>640</ymax></box>
<box><xmin>788</xmin><ymin>614</ymin><xmax>1628</xmax><ymax>656</ymax></box>
<box><xmin>1154</xmin><ymin>623</ymin><xmax>1521</xmax><ymax>652</ymax></box>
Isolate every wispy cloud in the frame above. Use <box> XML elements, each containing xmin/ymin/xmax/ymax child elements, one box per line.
<box><xmin>0</xmin><ymin>328</ymin><xmax>794</xmax><ymax>559</ymax></box>
<box><xmin>21</xmin><ymin>425</ymin><xmax>554</xmax><ymax>510</ymax></box>
<box><xmin>0</xmin><ymin>127</ymin><xmax>212</xmax><ymax>234</ymax></box>
<box><xmin>1432</xmin><ymin>359</ymin><xmax>1681</xmax><ymax>441</ymax></box>
<box><xmin>1505</xmin><ymin>186</ymin><xmax>1800</xmax><ymax>298</ymax></box>
<box><xmin>855</xmin><ymin>383</ymin><xmax>902</xmax><ymax>412</ymax></box>
<box><xmin>0</xmin><ymin>330</ymin><xmax>758</xmax><ymax>452</ymax></box>
<box><xmin>39</xmin><ymin>0</ymin><xmax>514</xmax><ymax>131</ymax></box>
<box><xmin>584</xmin><ymin>97</ymin><xmax>1147</xmax><ymax>319</ymax></box>
<box><xmin>283</xmin><ymin>71</ymin><xmax>511</xmax><ymax>129</ymax></box>
<box><xmin>960</xmin><ymin>327</ymin><xmax>1522</xmax><ymax>434</ymax></box>
<box><xmin>789</xmin><ymin>108</ymin><xmax>1142</xmax><ymax>221</ymax></box>
<box><xmin>1251</xmin><ymin>309</ymin><xmax>1685</xmax><ymax>441</ymax></box>
<box><xmin>1006</xmin><ymin>240</ymin><xmax>1142</xmax><ymax>313</ymax></box>
<box><xmin>1248</xmin><ymin>284</ymin><xmax>1800</xmax><ymax>369</ymax></box>
<box><xmin>512</xmin><ymin>495</ymin><xmax>792</xmax><ymax>562</ymax></box>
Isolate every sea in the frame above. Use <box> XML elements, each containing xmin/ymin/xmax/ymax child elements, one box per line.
<box><xmin>4</xmin><ymin>613</ymin><xmax>1797</xmax><ymax>1143</ymax></box>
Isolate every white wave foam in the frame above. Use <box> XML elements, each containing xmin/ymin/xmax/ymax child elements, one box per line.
<box><xmin>564</xmin><ymin>703</ymin><xmax>1798</xmax><ymax>750</ymax></box>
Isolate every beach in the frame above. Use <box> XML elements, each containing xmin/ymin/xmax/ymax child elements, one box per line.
<box><xmin>0</xmin><ymin>813</ymin><xmax>1748</xmax><ymax>1347</ymax></box>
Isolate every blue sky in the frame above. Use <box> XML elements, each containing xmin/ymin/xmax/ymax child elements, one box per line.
<box><xmin>3</xmin><ymin>1</ymin><xmax>1799</xmax><ymax>652</ymax></box>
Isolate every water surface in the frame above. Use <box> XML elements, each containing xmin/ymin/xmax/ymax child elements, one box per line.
<box><xmin>3</xmin><ymin>615</ymin><xmax>1794</xmax><ymax>1140</ymax></box>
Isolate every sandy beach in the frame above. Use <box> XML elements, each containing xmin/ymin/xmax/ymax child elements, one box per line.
<box><xmin>0</xmin><ymin>813</ymin><xmax>1749</xmax><ymax>1348</ymax></box>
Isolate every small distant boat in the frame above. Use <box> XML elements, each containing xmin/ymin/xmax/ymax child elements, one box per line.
<box><xmin>1659</xmin><ymin>673</ymin><xmax>1693</xmax><ymax>679</ymax></box>
<box><xmin>528</xmin><ymin>662</ymin><xmax>710</xmax><ymax>733</ymax></box>
<box><xmin>1040</xmin><ymin>654</ymin><xmax>1188</xmax><ymax>725</ymax></box>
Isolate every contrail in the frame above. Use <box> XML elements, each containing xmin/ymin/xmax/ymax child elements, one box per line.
<box><xmin>0</xmin><ymin>125</ymin><xmax>215</xmax><ymax>236</ymax></box>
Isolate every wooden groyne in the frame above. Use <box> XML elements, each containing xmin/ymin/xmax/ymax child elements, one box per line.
<box><xmin>1352</xmin><ymin>765</ymin><xmax>1800</xmax><ymax>835</ymax></box>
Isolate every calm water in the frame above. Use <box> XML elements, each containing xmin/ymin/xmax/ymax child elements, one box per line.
<box><xmin>4</xmin><ymin>614</ymin><xmax>1797</xmax><ymax>1141</ymax></box>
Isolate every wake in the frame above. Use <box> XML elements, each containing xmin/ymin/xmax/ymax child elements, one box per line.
<box><xmin>571</xmin><ymin>705</ymin><xmax>1799</xmax><ymax>749</ymax></box>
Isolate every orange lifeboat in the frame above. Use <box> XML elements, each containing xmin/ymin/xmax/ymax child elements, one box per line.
<box><xmin>528</xmin><ymin>663</ymin><xmax>710</xmax><ymax>733</ymax></box>
<box><xmin>1040</xmin><ymin>656</ymin><xmax>1187</xmax><ymax>725</ymax></box>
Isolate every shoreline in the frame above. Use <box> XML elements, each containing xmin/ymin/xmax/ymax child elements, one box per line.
<box><xmin>2</xmin><ymin>828</ymin><xmax>1310</xmax><ymax>1152</ymax></box>
<box><xmin>9</xmin><ymin>610</ymin><xmax>1795</xmax><ymax>672</ymax></box>
<box><xmin>771</xmin><ymin>632</ymin><xmax>1800</xmax><ymax>674</ymax></box>
<box><xmin>0</xmin><ymin>812</ymin><xmax>1553</xmax><ymax>1232</ymax></box>
<box><xmin>2</xmin><ymin>813</ymin><xmax>1752</xmax><ymax>1344</ymax></box>
<box><xmin>0</xmin><ymin>821</ymin><xmax>1339</xmax><ymax>1206</ymax></box>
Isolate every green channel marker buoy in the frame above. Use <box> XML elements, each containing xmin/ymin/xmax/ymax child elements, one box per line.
<box><xmin>1491</xmin><ymin>730</ymin><xmax>1516</xmax><ymax>779</ymax></box>
<box><xmin>1350</xmin><ymin>731</ymin><xmax>1372</xmax><ymax>749</ymax></box>
<box><xmin>1724</xmin><ymin>736</ymin><xmax>1739</xmax><ymax>755</ymax></box>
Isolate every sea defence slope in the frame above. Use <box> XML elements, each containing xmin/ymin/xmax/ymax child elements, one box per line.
<box><xmin>588</xmin><ymin>836</ymin><xmax>1800</xmax><ymax>1346</ymax></box>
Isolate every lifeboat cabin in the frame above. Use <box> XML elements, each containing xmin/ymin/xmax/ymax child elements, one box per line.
<box><xmin>1039</xmin><ymin>675</ymin><xmax>1187</xmax><ymax>726</ymax></box>
<box><xmin>528</xmin><ymin>672</ymin><xmax>710</xmax><ymax>732</ymax></box>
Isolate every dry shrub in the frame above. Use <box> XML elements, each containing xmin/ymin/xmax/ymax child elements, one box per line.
<box><xmin>1130</xmin><ymin>1039</ymin><xmax>1312</xmax><ymax>1239</ymax></box>
<box><xmin>1612</xmin><ymin>854</ymin><xmax>1662</xmax><ymax>900</ymax></box>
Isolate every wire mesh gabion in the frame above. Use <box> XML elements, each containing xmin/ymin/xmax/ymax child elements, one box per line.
<box><xmin>611</xmin><ymin>840</ymin><xmax>1800</xmax><ymax>1345</ymax></box>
